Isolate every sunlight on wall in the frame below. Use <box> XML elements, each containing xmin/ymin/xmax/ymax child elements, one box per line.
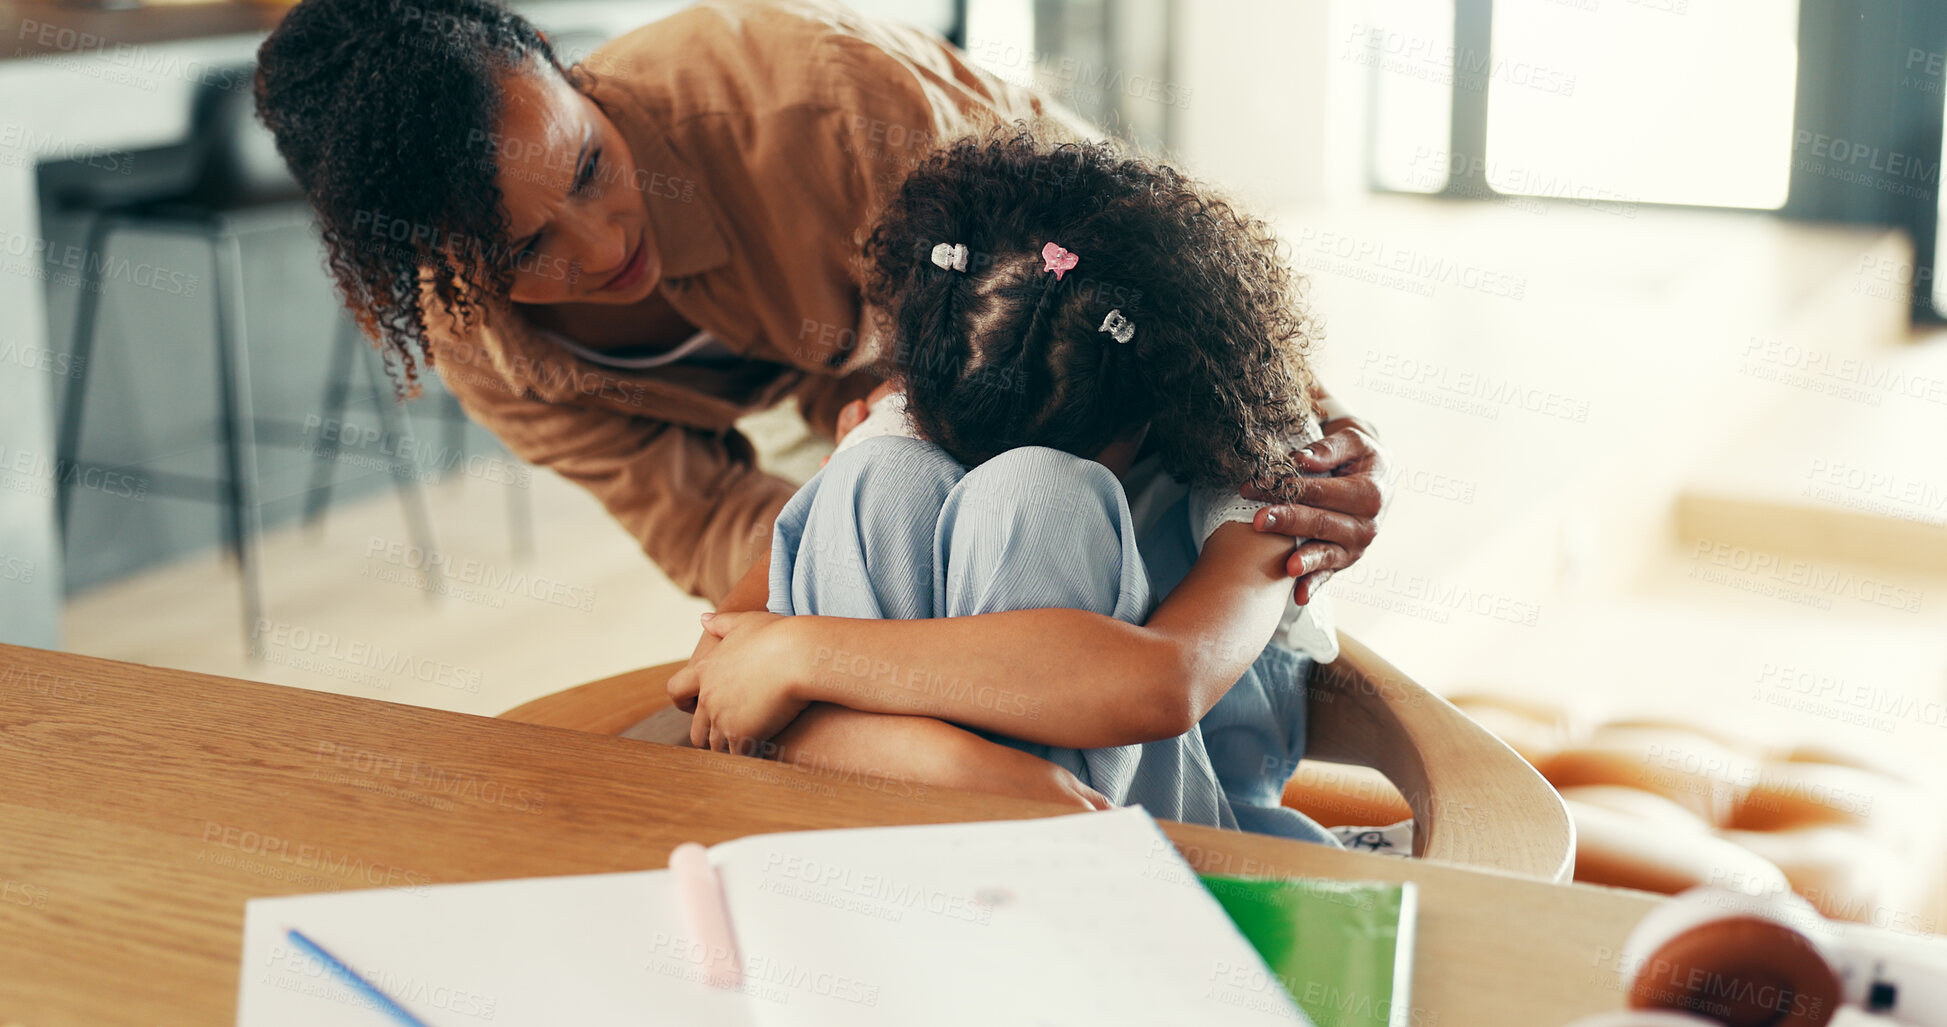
<box><xmin>1487</xmin><ymin>0</ymin><xmax>1799</xmax><ymax>210</ymax></box>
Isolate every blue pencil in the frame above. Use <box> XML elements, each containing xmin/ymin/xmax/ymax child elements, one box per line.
<box><xmin>284</xmin><ymin>927</ymin><xmax>436</xmax><ymax>1027</ymax></box>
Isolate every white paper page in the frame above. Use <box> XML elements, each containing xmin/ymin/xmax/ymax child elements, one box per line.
<box><xmin>707</xmin><ymin>807</ymin><xmax>1310</xmax><ymax>1026</ymax></box>
<box><xmin>237</xmin><ymin>869</ymin><xmax>757</xmax><ymax>1027</ymax></box>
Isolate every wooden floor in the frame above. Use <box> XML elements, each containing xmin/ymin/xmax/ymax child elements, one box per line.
<box><xmin>62</xmin><ymin>402</ymin><xmax>829</xmax><ymax>720</ymax></box>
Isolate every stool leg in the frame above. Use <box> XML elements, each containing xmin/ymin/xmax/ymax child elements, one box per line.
<box><xmin>55</xmin><ymin>215</ymin><xmax>115</xmax><ymax>544</ymax></box>
<box><xmin>507</xmin><ymin>463</ymin><xmax>534</xmax><ymax>559</ymax></box>
<box><xmin>362</xmin><ymin>343</ymin><xmax>439</xmax><ymax>595</ymax></box>
<box><xmin>441</xmin><ymin>390</ymin><xmax>465</xmax><ymax>484</ymax></box>
<box><xmin>301</xmin><ymin>315</ymin><xmax>359</xmax><ymax>530</ymax></box>
<box><xmin>211</xmin><ymin>229</ymin><xmax>265</xmax><ymax>655</ymax></box>
<box><xmin>435</xmin><ymin>385</ymin><xmax>530</xmax><ymax>557</ymax></box>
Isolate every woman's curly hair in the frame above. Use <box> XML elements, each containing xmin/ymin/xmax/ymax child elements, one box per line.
<box><xmin>254</xmin><ymin>0</ymin><xmax>583</xmax><ymax>393</ymax></box>
<box><xmin>863</xmin><ymin>132</ymin><xmax>1323</xmax><ymax>499</ymax></box>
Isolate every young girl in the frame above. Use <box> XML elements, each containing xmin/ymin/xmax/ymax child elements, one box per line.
<box><xmin>677</xmin><ymin>133</ymin><xmax>1340</xmax><ymax>842</ymax></box>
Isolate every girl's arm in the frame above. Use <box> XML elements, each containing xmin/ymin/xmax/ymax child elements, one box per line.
<box><xmin>677</xmin><ymin>543</ymin><xmax>1112</xmax><ymax>810</ymax></box>
<box><xmin>766</xmin><ymin>704</ymin><xmax>1112</xmax><ymax>810</ymax></box>
<box><xmin>801</xmin><ymin>523</ymin><xmax>1293</xmax><ymax>745</ymax></box>
<box><xmin>675</xmin><ymin>521</ymin><xmax>1296</xmax><ymax>752</ymax></box>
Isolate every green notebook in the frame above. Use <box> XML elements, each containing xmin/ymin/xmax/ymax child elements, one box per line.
<box><xmin>1201</xmin><ymin>875</ymin><xmax>1419</xmax><ymax>1027</ymax></box>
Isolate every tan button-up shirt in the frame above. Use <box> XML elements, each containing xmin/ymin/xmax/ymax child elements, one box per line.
<box><xmin>426</xmin><ymin>0</ymin><xmax>1070</xmax><ymax>603</ymax></box>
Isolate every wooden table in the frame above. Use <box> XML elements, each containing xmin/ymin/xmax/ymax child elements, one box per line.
<box><xmin>0</xmin><ymin>644</ymin><xmax>1658</xmax><ymax>1026</ymax></box>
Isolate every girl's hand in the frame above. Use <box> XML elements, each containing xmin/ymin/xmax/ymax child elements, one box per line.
<box><xmin>667</xmin><ymin>611</ymin><xmax>809</xmax><ymax>754</ymax></box>
<box><xmin>1027</xmin><ymin>763</ymin><xmax>1116</xmax><ymax>811</ymax></box>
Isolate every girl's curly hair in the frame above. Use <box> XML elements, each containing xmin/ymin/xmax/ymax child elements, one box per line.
<box><xmin>254</xmin><ymin>0</ymin><xmax>583</xmax><ymax>393</ymax></box>
<box><xmin>863</xmin><ymin>132</ymin><xmax>1323</xmax><ymax>499</ymax></box>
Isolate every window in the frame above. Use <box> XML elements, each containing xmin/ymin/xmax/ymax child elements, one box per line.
<box><xmin>1937</xmin><ymin>97</ymin><xmax>1947</xmax><ymax>315</ymax></box>
<box><xmin>1484</xmin><ymin>0</ymin><xmax>1799</xmax><ymax>210</ymax></box>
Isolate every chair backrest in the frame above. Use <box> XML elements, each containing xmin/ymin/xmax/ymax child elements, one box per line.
<box><xmin>1304</xmin><ymin>634</ymin><xmax>1576</xmax><ymax>882</ymax></box>
<box><xmin>186</xmin><ymin>63</ymin><xmax>303</xmax><ymax>208</ymax></box>
<box><xmin>37</xmin><ymin>63</ymin><xmax>299</xmax><ymax>213</ymax></box>
<box><xmin>501</xmin><ymin>662</ymin><xmax>681</xmax><ymax>735</ymax></box>
<box><xmin>500</xmin><ymin>634</ymin><xmax>1578</xmax><ymax>882</ymax></box>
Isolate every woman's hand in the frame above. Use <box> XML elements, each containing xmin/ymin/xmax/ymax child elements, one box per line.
<box><xmin>1241</xmin><ymin>418</ymin><xmax>1391</xmax><ymax>605</ymax></box>
<box><xmin>667</xmin><ymin>611</ymin><xmax>809</xmax><ymax>753</ymax></box>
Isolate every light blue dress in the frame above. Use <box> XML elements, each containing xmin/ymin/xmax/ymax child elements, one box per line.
<box><xmin>768</xmin><ymin>435</ymin><xmax>1338</xmax><ymax>845</ymax></box>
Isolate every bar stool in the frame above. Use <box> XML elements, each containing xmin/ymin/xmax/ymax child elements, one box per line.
<box><xmin>45</xmin><ymin>65</ymin><xmax>435</xmax><ymax>653</ymax></box>
<box><xmin>305</xmin><ymin>327</ymin><xmax>534</xmax><ymax>559</ymax></box>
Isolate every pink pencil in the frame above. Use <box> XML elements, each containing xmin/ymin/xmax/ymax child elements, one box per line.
<box><xmin>670</xmin><ymin>842</ymin><xmax>743</xmax><ymax>989</ymax></box>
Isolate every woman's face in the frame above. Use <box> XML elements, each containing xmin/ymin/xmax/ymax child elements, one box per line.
<box><xmin>490</xmin><ymin>64</ymin><xmax>659</xmax><ymax>306</ymax></box>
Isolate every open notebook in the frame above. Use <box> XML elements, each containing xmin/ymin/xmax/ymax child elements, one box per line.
<box><xmin>237</xmin><ymin>808</ymin><xmax>1314</xmax><ymax>1026</ymax></box>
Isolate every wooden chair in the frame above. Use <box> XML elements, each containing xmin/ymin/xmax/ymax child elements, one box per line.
<box><xmin>500</xmin><ymin>632</ymin><xmax>1575</xmax><ymax>882</ymax></box>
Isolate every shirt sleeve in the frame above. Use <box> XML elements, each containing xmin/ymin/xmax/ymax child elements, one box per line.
<box><xmin>816</xmin><ymin>22</ymin><xmax>1095</xmax><ymax>201</ymax></box>
<box><xmin>1185</xmin><ymin>417</ymin><xmax>1328</xmax><ymax>552</ymax></box>
<box><xmin>1187</xmin><ymin>487</ymin><xmax>1280</xmax><ymax>551</ymax></box>
<box><xmin>435</xmin><ymin>359</ymin><xmax>795</xmax><ymax>606</ymax></box>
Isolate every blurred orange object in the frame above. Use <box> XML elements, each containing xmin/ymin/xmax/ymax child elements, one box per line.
<box><xmin>1282</xmin><ymin>692</ymin><xmax>1943</xmax><ymax>936</ymax></box>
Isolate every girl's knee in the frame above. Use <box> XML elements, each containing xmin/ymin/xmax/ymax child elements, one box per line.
<box><xmin>950</xmin><ymin>446</ymin><xmax>1127</xmax><ymax>524</ymax></box>
<box><xmin>773</xmin><ymin>435</ymin><xmax>967</xmax><ymax>618</ymax></box>
<box><xmin>938</xmin><ymin>446</ymin><xmax>1148</xmax><ymax>618</ymax></box>
<box><xmin>816</xmin><ymin>435</ymin><xmax>966</xmax><ymax>508</ymax></box>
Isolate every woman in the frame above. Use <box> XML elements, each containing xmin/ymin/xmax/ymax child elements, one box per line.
<box><xmin>254</xmin><ymin>0</ymin><xmax>1391</xmax><ymax>798</ymax></box>
<box><xmin>257</xmin><ymin>0</ymin><xmax>1050</xmax><ymax>603</ymax></box>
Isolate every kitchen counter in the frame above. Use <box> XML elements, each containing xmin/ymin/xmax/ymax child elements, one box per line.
<box><xmin>4</xmin><ymin>1</ymin><xmax>287</xmax><ymax>62</ymax></box>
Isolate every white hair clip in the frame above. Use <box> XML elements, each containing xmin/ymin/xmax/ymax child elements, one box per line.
<box><xmin>1099</xmin><ymin>309</ymin><xmax>1135</xmax><ymax>344</ymax></box>
<box><xmin>930</xmin><ymin>242</ymin><xmax>969</xmax><ymax>272</ymax></box>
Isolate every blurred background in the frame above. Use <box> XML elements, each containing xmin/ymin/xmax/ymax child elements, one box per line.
<box><xmin>2</xmin><ymin>0</ymin><xmax>1943</xmax><ymax>938</ymax></box>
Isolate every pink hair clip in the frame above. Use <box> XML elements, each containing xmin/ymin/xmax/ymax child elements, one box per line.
<box><xmin>1041</xmin><ymin>242</ymin><xmax>1078</xmax><ymax>280</ymax></box>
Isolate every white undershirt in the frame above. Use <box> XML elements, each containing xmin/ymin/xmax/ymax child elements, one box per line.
<box><xmin>544</xmin><ymin>328</ymin><xmax>735</xmax><ymax>369</ymax></box>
